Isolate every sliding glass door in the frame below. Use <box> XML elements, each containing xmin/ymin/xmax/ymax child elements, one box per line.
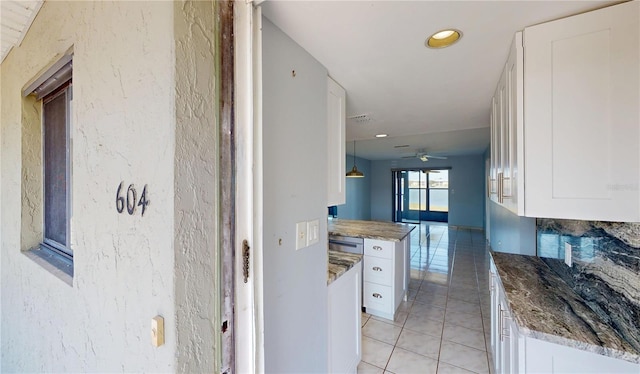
<box><xmin>393</xmin><ymin>169</ymin><xmax>449</xmax><ymax>223</ymax></box>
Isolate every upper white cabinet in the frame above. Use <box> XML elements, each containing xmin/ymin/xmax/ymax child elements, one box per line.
<box><xmin>523</xmin><ymin>1</ymin><xmax>640</xmax><ymax>221</ymax></box>
<box><xmin>327</xmin><ymin>76</ymin><xmax>346</xmax><ymax>206</ymax></box>
<box><xmin>490</xmin><ymin>32</ymin><xmax>524</xmax><ymax>216</ymax></box>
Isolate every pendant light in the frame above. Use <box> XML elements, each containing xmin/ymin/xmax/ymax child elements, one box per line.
<box><xmin>346</xmin><ymin>140</ymin><xmax>365</xmax><ymax>178</ymax></box>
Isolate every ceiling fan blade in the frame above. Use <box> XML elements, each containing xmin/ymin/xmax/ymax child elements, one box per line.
<box><xmin>424</xmin><ymin>155</ymin><xmax>447</xmax><ymax>159</ymax></box>
<box><xmin>401</xmin><ymin>155</ymin><xmax>415</xmax><ymax>159</ymax></box>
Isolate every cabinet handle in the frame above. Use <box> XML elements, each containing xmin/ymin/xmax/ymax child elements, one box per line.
<box><xmin>373</xmin><ymin>246</ymin><xmax>383</xmax><ymax>251</ymax></box>
<box><xmin>499</xmin><ymin>173</ymin><xmax>513</xmax><ymax>200</ymax></box>
<box><xmin>498</xmin><ymin>172</ymin><xmax>503</xmax><ymax>203</ymax></box>
<box><xmin>499</xmin><ymin>305</ymin><xmax>503</xmax><ymax>342</ymax></box>
<box><xmin>372</xmin><ymin>266</ymin><xmax>383</xmax><ymax>272</ymax></box>
<box><xmin>372</xmin><ymin>293</ymin><xmax>382</xmax><ymax>299</ymax></box>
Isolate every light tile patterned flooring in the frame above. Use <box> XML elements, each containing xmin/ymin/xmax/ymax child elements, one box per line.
<box><xmin>357</xmin><ymin>222</ymin><xmax>492</xmax><ymax>374</ymax></box>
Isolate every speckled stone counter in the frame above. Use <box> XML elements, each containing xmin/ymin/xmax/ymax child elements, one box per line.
<box><xmin>492</xmin><ymin>252</ymin><xmax>640</xmax><ymax>364</ymax></box>
<box><xmin>327</xmin><ymin>250</ymin><xmax>362</xmax><ymax>285</ymax></box>
<box><xmin>328</xmin><ymin>219</ymin><xmax>414</xmax><ymax>242</ymax></box>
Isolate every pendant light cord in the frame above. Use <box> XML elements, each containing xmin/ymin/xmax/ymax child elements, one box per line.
<box><xmin>353</xmin><ymin>140</ymin><xmax>357</xmax><ymax>166</ymax></box>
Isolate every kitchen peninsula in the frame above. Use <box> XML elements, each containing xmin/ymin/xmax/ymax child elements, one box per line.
<box><xmin>328</xmin><ymin>219</ymin><xmax>415</xmax><ymax>321</ymax></box>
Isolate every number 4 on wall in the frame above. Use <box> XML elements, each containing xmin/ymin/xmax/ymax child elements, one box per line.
<box><xmin>116</xmin><ymin>182</ymin><xmax>150</xmax><ymax>216</ymax></box>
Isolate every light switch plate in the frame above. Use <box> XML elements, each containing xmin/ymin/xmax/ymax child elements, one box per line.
<box><xmin>152</xmin><ymin>315</ymin><xmax>164</xmax><ymax>347</ymax></box>
<box><xmin>295</xmin><ymin>222</ymin><xmax>307</xmax><ymax>250</ymax></box>
<box><xmin>564</xmin><ymin>242</ymin><xmax>572</xmax><ymax>267</ymax></box>
<box><xmin>307</xmin><ymin>220</ymin><xmax>319</xmax><ymax>246</ymax></box>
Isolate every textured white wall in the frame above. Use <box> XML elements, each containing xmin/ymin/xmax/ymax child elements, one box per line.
<box><xmin>1</xmin><ymin>2</ymin><xmax>181</xmax><ymax>371</ymax></box>
<box><xmin>173</xmin><ymin>1</ymin><xmax>219</xmax><ymax>372</ymax></box>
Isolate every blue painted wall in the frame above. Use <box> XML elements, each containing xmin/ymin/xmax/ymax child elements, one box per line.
<box><xmin>370</xmin><ymin>154</ymin><xmax>485</xmax><ymax>228</ymax></box>
<box><xmin>336</xmin><ymin>155</ymin><xmax>371</xmax><ymax>220</ymax></box>
<box><xmin>484</xmin><ymin>148</ymin><xmax>536</xmax><ymax>255</ymax></box>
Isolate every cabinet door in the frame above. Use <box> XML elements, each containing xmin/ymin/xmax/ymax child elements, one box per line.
<box><xmin>489</xmin><ymin>266</ymin><xmax>499</xmax><ymax>372</ymax></box>
<box><xmin>327</xmin><ymin>76</ymin><xmax>346</xmax><ymax>206</ymax></box>
<box><xmin>491</xmin><ymin>93</ymin><xmax>502</xmax><ymax>202</ymax></box>
<box><xmin>489</xmin><ymin>97</ymin><xmax>497</xmax><ymax>202</ymax></box>
<box><xmin>364</xmin><ymin>238</ymin><xmax>394</xmax><ymax>259</ymax></box>
<box><xmin>498</xmin><ymin>290</ymin><xmax>512</xmax><ymax>373</ymax></box>
<box><xmin>525</xmin><ymin>336</ymin><xmax>640</xmax><ymax>373</ymax></box>
<box><xmin>328</xmin><ymin>265</ymin><xmax>362</xmax><ymax>373</ymax></box>
<box><xmin>503</xmin><ymin>32</ymin><xmax>524</xmax><ymax>215</ymax></box>
<box><xmin>364</xmin><ymin>256</ymin><xmax>393</xmax><ymax>286</ymax></box>
<box><xmin>498</xmin><ymin>63</ymin><xmax>509</xmax><ymax>205</ymax></box>
<box><xmin>524</xmin><ymin>1</ymin><xmax>640</xmax><ymax>221</ymax></box>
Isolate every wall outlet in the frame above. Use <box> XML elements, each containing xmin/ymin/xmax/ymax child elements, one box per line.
<box><xmin>564</xmin><ymin>242</ymin><xmax>572</xmax><ymax>267</ymax></box>
<box><xmin>151</xmin><ymin>315</ymin><xmax>164</xmax><ymax>347</ymax></box>
<box><xmin>295</xmin><ymin>222</ymin><xmax>307</xmax><ymax>250</ymax></box>
<box><xmin>307</xmin><ymin>220</ymin><xmax>319</xmax><ymax>246</ymax></box>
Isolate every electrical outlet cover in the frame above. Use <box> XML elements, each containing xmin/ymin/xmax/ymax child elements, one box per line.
<box><xmin>564</xmin><ymin>242</ymin><xmax>572</xmax><ymax>267</ymax></box>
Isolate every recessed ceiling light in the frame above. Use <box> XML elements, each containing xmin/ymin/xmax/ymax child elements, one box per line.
<box><xmin>426</xmin><ymin>29</ymin><xmax>462</xmax><ymax>49</ymax></box>
<box><xmin>375</xmin><ymin>134</ymin><xmax>388</xmax><ymax>138</ymax></box>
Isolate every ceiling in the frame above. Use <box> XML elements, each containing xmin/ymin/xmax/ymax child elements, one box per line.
<box><xmin>262</xmin><ymin>0</ymin><xmax>618</xmax><ymax>161</ymax></box>
<box><xmin>1</xmin><ymin>0</ymin><xmax>43</xmax><ymax>63</ymax></box>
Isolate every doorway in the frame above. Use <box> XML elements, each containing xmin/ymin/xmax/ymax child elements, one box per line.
<box><xmin>393</xmin><ymin>169</ymin><xmax>450</xmax><ymax>223</ymax></box>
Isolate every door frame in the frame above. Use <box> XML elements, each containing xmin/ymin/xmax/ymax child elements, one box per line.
<box><xmin>231</xmin><ymin>1</ymin><xmax>264</xmax><ymax>373</ymax></box>
<box><xmin>392</xmin><ymin>168</ymin><xmax>451</xmax><ymax>223</ymax></box>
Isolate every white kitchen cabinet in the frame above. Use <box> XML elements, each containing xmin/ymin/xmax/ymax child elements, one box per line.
<box><xmin>524</xmin><ymin>1</ymin><xmax>640</xmax><ymax>221</ymax></box>
<box><xmin>327</xmin><ymin>76</ymin><xmax>346</xmax><ymax>207</ymax></box>
<box><xmin>489</xmin><ymin>256</ymin><xmax>639</xmax><ymax>374</ymax></box>
<box><xmin>362</xmin><ymin>237</ymin><xmax>409</xmax><ymax>321</ymax></box>
<box><xmin>328</xmin><ymin>263</ymin><xmax>362</xmax><ymax>373</ymax></box>
<box><xmin>524</xmin><ymin>336</ymin><xmax>640</xmax><ymax>374</ymax></box>
<box><xmin>490</xmin><ymin>261</ymin><xmax>521</xmax><ymax>374</ymax></box>
<box><xmin>489</xmin><ymin>32</ymin><xmax>524</xmax><ymax>216</ymax></box>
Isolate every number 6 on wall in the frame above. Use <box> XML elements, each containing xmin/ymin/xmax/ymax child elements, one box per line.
<box><xmin>116</xmin><ymin>181</ymin><xmax>150</xmax><ymax>216</ymax></box>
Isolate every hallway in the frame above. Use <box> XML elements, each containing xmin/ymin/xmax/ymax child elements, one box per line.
<box><xmin>358</xmin><ymin>223</ymin><xmax>492</xmax><ymax>374</ymax></box>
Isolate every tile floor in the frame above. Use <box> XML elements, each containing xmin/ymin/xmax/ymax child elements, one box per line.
<box><xmin>357</xmin><ymin>222</ymin><xmax>492</xmax><ymax>374</ymax></box>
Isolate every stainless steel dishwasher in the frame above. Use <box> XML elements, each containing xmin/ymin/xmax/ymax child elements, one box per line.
<box><xmin>329</xmin><ymin>235</ymin><xmax>365</xmax><ymax>308</ymax></box>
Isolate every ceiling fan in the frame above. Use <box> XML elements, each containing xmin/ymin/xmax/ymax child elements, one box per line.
<box><xmin>401</xmin><ymin>150</ymin><xmax>448</xmax><ymax>162</ymax></box>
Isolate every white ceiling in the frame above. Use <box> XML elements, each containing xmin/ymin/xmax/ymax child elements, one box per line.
<box><xmin>262</xmin><ymin>0</ymin><xmax>619</xmax><ymax>161</ymax></box>
<box><xmin>1</xmin><ymin>0</ymin><xmax>43</xmax><ymax>63</ymax></box>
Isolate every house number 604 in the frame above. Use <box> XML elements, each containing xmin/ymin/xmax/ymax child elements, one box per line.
<box><xmin>116</xmin><ymin>182</ymin><xmax>150</xmax><ymax>216</ymax></box>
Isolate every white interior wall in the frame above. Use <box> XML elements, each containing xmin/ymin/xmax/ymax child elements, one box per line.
<box><xmin>0</xmin><ymin>1</ymin><xmax>220</xmax><ymax>371</ymax></box>
<box><xmin>262</xmin><ymin>17</ymin><xmax>330</xmax><ymax>372</ymax></box>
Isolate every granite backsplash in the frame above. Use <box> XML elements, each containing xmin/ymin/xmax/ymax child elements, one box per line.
<box><xmin>537</xmin><ymin>219</ymin><xmax>640</xmax><ymax>352</ymax></box>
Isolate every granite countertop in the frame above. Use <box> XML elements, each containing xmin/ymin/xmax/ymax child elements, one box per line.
<box><xmin>492</xmin><ymin>252</ymin><xmax>640</xmax><ymax>364</ymax></box>
<box><xmin>327</xmin><ymin>250</ymin><xmax>362</xmax><ymax>285</ymax></box>
<box><xmin>328</xmin><ymin>219</ymin><xmax>415</xmax><ymax>242</ymax></box>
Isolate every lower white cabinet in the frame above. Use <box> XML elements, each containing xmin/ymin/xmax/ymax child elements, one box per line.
<box><xmin>490</xmin><ymin>257</ymin><xmax>639</xmax><ymax>374</ymax></box>
<box><xmin>328</xmin><ymin>264</ymin><xmax>362</xmax><ymax>374</ymax></box>
<box><xmin>362</xmin><ymin>237</ymin><xmax>409</xmax><ymax>321</ymax></box>
<box><xmin>490</xmin><ymin>265</ymin><xmax>523</xmax><ymax>374</ymax></box>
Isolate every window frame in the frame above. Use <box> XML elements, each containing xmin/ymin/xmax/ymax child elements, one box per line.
<box><xmin>41</xmin><ymin>76</ymin><xmax>73</xmax><ymax>259</ymax></box>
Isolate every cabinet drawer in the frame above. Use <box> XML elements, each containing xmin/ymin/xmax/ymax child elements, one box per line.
<box><xmin>364</xmin><ymin>256</ymin><xmax>393</xmax><ymax>286</ymax></box>
<box><xmin>364</xmin><ymin>239</ymin><xmax>394</xmax><ymax>259</ymax></box>
<box><xmin>363</xmin><ymin>282</ymin><xmax>393</xmax><ymax>313</ymax></box>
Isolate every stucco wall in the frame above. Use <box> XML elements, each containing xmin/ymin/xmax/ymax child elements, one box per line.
<box><xmin>0</xmin><ymin>1</ymin><xmax>214</xmax><ymax>371</ymax></box>
<box><xmin>173</xmin><ymin>0</ymin><xmax>219</xmax><ymax>372</ymax></box>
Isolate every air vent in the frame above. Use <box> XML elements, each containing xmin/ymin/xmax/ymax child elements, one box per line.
<box><xmin>348</xmin><ymin>114</ymin><xmax>373</xmax><ymax>123</ymax></box>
